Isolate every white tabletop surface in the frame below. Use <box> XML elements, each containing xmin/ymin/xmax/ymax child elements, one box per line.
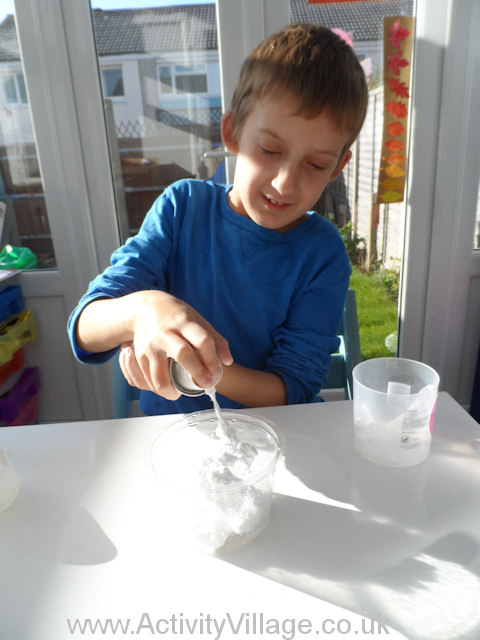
<box><xmin>1</xmin><ymin>391</ymin><xmax>479</xmax><ymax>640</ymax></box>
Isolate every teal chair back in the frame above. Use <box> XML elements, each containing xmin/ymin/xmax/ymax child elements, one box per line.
<box><xmin>323</xmin><ymin>289</ymin><xmax>362</xmax><ymax>399</ymax></box>
<box><xmin>112</xmin><ymin>352</ymin><xmax>140</xmax><ymax>418</ymax></box>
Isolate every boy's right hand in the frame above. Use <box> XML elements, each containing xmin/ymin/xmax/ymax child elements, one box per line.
<box><xmin>118</xmin><ymin>291</ymin><xmax>233</xmax><ymax>399</ymax></box>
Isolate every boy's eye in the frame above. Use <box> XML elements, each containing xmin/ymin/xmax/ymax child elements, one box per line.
<box><xmin>259</xmin><ymin>145</ymin><xmax>279</xmax><ymax>155</ymax></box>
<box><xmin>309</xmin><ymin>162</ymin><xmax>326</xmax><ymax>171</ymax></box>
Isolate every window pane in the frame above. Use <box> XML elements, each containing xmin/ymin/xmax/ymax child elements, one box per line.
<box><xmin>91</xmin><ymin>2</ymin><xmax>221</xmax><ymax>241</ymax></box>
<box><xmin>102</xmin><ymin>68</ymin><xmax>124</xmax><ymax>97</ymax></box>
<box><xmin>176</xmin><ymin>73</ymin><xmax>207</xmax><ymax>94</ymax></box>
<box><xmin>175</xmin><ymin>65</ymin><xmax>192</xmax><ymax>73</ymax></box>
<box><xmin>16</xmin><ymin>72</ymin><xmax>27</xmax><ymax>103</ymax></box>
<box><xmin>289</xmin><ymin>0</ymin><xmax>415</xmax><ymax>359</ymax></box>
<box><xmin>2</xmin><ymin>74</ymin><xmax>16</xmax><ymax>102</ymax></box>
<box><xmin>0</xmin><ymin>12</ymin><xmax>56</xmax><ymax>268</ymax></box>
<box><xmin>158</xmin><ymin>66</ymin><xmax>173</xmax><ymax>93</ymax></box>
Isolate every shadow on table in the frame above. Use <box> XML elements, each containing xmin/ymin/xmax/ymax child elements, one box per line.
<box><xmin>221</xmin><ymin>491</ymin><xmax>480</xmax><ymax>639</ymax></box>
<box><xmin>220</xmin><ymin>420</ymin><xmax>480</xmax><ymax>640</ymax></box>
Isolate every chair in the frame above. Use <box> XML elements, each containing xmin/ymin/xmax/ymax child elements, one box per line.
<box><xmin>322</xmin><ymin>289</ymin><xmax>362</xmax><ymax>400</ymax></box>
<box><xmin>111</xmin><ymin>351</ymin><xmax>140</xmax><ymax>418</ymax></box>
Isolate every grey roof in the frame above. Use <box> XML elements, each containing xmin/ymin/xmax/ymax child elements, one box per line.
<box><xmin>0</xmin><ymin>1</ymin><xmax>414</xmax><ymax>61</ymax></box>
<box><xmin>91</xmin><ymin>4</ymin><xmax>217</xmax><ymax>55</ymax></box>
<box><xmin>0</xmin><ymin>15</ymin><xmax>19</xmax><ymax>62</ymax></box>
<box><xmin>290</xmin><ymin>0</ymin><xmax>414</xmax><ymax>43</ymax></box>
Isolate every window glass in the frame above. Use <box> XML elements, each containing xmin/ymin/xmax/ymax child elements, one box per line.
<box><xmin>175</xmin><ymin>72</ymin><xmax>207</xmax><ymax>94</ymax></box>
<box><xmin>102</xmin><ymin>68</ymin><xmax>124</xmax><ymax>98</ymax></box>
<box><xmin>288</xmin><ymin>0</ymin><xmax>415</xmax><ymax>359</ymax></box>
<box><xmin>158</xmin><ymin>64</ymin><xmax>208</xmax><ymax>95</ymax></box>
<box><xmin>2</xmin><ymin>74</ymin><xmax>16</xmax><ymax>103</ymax></box>
<box><xmin>0</xmin><ymin>10</ymin><xmax>56</xmax><ymax>268</ymax></box>
<box><xmin>2</xmin><ymin>72</ymin><xmax>27</xmax><ymax>104</ymax></box>
<box><xmin>91</xmin><ymin>1</ymin><xmax>221</xmax><ymax>241</ymax></box>
<box><xmin>16</xmin><ymin>72</ymin><xmax>27</xmax><ymax>103</ymax></box>
<box><xmin>158</xmin><ymin>66</ymin><xmax>173</xmax><ymax>93</ymax></box>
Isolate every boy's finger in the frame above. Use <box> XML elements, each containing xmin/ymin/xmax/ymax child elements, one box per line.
<box><xmin>122</xmin><ymin>343</ymin><xmax>181</xmax><ymax>400</ymax></box>
<box><xmin>214</xmin><ymin>334</ymin><xmax>234</xmax><ymax>366</ymax></box>
<box><xmin>185</xmin><ymin>321</ymin><xmax>233</xmax><ymax>370</ymax></box>
<box><xmin>165</xmin><ymin>332</ymin><xmax>220</xmax><ymax>389</ymax></box>
<box><xmin>149</xmin><ymin>355</ymin><xmax>181</xmax><ymax>400</ymax></box>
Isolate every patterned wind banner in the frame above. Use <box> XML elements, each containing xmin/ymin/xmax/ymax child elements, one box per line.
<box><xmin>377</xmin><ymin>16</ymin><xmax>414</xmax><ymax>204</ymax></box>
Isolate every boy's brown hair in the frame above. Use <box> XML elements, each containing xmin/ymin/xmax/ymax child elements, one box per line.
<box><xmin>229</xmin><ymin>23</ymin><xmax>368</xmax><ymax>150</ymax></box>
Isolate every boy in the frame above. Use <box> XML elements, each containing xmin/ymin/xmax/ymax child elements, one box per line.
<box><xmin>68</xmin><ymin>23</ymin><xmax>368</xmax><ymax>416</ymax></box>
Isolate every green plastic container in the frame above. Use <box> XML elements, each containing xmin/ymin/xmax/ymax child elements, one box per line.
<box><xmin>0</xmin><ymin>245</ymin><xmax>37</xmax><ymax>270</ymax></box>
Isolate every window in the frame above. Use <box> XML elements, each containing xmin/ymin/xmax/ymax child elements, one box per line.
<box><xmin>2</xmin><ymin>72</ymin><xmax>27</xmax><ymax>105</ymax></box>
<box><xmin>158</xmin><ymin>66</ymin><xmax>173</xmax><ymax>94</ymax></box>
<box><xmin>91</xmin><ymin>4</ymin><xmax>221</xmax><ymax>241</ymax></box>
<box><xmin>101</xmin><ymin>67</ymin><xmax>124</xmax><ymax>97</ymax></box>
<box><xmin>0</xmin><ymin>40</ymin><xmax>55</xmax><ymax>268</ymax></box>
<box><xmin>158</xmin><ymin>64</ymin><xmax>208</xmax><ymax>95</ymax></box>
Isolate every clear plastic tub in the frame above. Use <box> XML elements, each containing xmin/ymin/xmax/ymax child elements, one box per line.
<box><xmin>151</xmin><ymin>410</ymin><xmax>281</xmax><ymax>553</ymax></box>
<box><xmin>353</xmin><ymin>357</ymin><xmax>439</xmax><ymax>467</ymax></box>
<box><xmin>0</xmin><ymin>450</ymin><xmax>19</xmax><ymax>512</ymax></box>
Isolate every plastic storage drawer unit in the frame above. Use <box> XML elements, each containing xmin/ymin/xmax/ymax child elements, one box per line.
<box><xmin>0</xmin><ymin>286</ymin><xmax>24</xmax><ymax>325</ymax></box>
<box><xmin>0</xmin><ymin>367</ymin><xmax>40</xmax><ymax>426</ymax></box>
<box><xmin>0</xmin><ymin>310</ymin><xmax>37</xmax><ymax>365</ymax></box>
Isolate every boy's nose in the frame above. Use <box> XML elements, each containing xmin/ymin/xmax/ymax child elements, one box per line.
<box><xmin>271</xmin><ymin>162</ymin><xmax>298</xmax><ymax>197</ymax></box>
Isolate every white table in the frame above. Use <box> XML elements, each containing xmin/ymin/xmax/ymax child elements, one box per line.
<box><xmin>1</xmin><ymin>392</ymin><xmax>479</xmax><ymax>640</ymax></box>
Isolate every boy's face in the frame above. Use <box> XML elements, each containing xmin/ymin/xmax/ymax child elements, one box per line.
<box><xmin>222</xmin><ymin>93</ymin><xmax>352</xmax><ymax>233</ymax></box>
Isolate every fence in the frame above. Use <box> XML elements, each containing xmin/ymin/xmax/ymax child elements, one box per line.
<box><xmin>345</xmin><ymin>87</ymin><xmax>406</xmax><ymax>271</ymax></box>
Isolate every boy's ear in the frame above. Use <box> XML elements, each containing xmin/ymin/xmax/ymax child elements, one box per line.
<box><xmin>221</xmin><ymin>112</ymin><xmax>239</xmax><ymax>154</ymax></box>
<box><xmin>330</xmin><ymin>149</ymin><xmax>352</xmax><ymax>181</ymax></box>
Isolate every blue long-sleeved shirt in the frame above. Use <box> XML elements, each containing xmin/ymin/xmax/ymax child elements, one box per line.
<box><xmin>68</xmin><ymin>179</ymin><xmax>351</xmax><ymax>415</ymax></box>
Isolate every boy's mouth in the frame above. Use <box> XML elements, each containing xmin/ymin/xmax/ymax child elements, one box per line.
<box><xmin>262</xmin><ymin>193</ymin><xmax>290</xmax><ymax>210</ymax></box>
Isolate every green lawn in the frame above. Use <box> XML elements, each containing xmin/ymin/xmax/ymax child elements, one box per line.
<box><xmin>350</xmin><ymin>266</ymin><xmax>399</xmax><ymax>360</ymax></box>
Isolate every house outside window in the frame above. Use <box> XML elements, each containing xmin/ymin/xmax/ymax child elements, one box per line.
<box><xmin>101</xmin><ymin>67</ymin><xmax>124</xmax><ymax>98</ymax></box>
<box><xmin>158</xmin><ymin>64</ymin><xmax>208</xmax><ymax>95</ymax></box>
<box><xmin>2</xmin><ymin>71</ymin><xmax>27</xmax><ymax>105</ymax></box>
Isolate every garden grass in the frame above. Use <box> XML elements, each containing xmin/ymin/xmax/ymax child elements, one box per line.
<box><xmin>349</xmin><ymin>267</ymin><xmax>399</xmax><ymax>360</ymax></box>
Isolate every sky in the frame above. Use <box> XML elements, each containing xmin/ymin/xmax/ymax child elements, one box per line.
<box><xmin>0</xmin><ymin>0</ymin><xmax>214</xmax><ymax>23</ymax></box>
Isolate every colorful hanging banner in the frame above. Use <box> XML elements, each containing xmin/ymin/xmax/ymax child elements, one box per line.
<box><xmin>377</xmin><ymin>16</ymin><xmax>414</xmax><ymax>204</ymax></box>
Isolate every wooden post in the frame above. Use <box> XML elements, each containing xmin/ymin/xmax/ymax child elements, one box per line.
<box><xmin>367</xmin><ymin>192</ymin><xmax>379</xmax><ymax>270</ymax></box>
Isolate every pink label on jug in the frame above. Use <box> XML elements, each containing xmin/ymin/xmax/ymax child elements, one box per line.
<box><xmin>429</xmin><ymin>401</ymin><xmax>437</xmax><ymax>434</ymax></box>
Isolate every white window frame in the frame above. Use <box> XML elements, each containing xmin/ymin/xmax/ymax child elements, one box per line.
<box><xmin>401</xmin><ymin>0</ymin><xmax>480</xmax><ymax>405</ymax></box>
